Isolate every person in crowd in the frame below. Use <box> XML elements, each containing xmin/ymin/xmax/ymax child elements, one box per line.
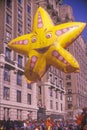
<box><xmin>76</xmin><ymin>107</ymin><xmax>87</xmax><ymax>130</ymax></box>
<box><xmin>5</xmin><ymin>118</ymin><xmax>14</xmax><ymax>130</ymax></box>
<box><xmin>81</xmin><ymin>107</ymin><xmax>87</xmax><ymax>130</ymax></box>
<box><xmin>46</xmin><ymin>117</ymin><xmax>53</xmax><ymax>130</ymax></box>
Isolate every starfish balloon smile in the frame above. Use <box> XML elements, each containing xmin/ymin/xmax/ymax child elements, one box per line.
<box><xmin>8</xmin><ymin>7</ymin><xmax>86</xmax><ymax>83</ymax></box>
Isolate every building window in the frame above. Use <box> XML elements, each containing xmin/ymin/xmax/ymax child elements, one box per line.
<box><xmin>66</xmin><ymin>82</ymin><xmax>71</xmax><ymax>87</ymax></box>
<box><xmin>5</xmin><ymin>48</ymin><xmax>11</xmax><ymax>59</ymax></box>
<box><xmin>17</xmin><ymin>90</ymin><xmax>21</xmax><ymax>102</ymax></box>
<box><xmin>6</xmin><ymin>13</ymin><xmax>11</xmax><ymax>25</ymax></box>
<box><xmin>18</xmin><ymin>0</ymin><xmax>22</xmax><ymax>4</ymax></box>
<box><xmin>55</xmin><ymin>90</ymin><xmax>58</xmax><ymax>98</ymax></box>
<box><xmin>6</xmin><ymin>0</ymin><xmax>12</xmax><ymax>8</ymax></box>
<box><xmin>4</xmin><ymin>68</ymin><xmax>10</xmax><ymax>82</ymax></box>
<box><xmin>68</xmin><ymin>104</ymin><xmax>72</xmax><ymax>109</ymax></box>
<box><xmin>27</xmin><ymin>5</ymin><xmax>31</xmax><ymax>13</ymax></box>
<box><xmin>38</xmin><ymin>86</ymin><xmax>42</xmax><ymax>95</ymax></box>
<box><xmin>66</xmin><ymin>75</ymin><xmax>71</xmax><ymax>80</ymax></box>
<box><xmin>55</xmin><ymin>77</ymin><xmax>57</xmax><ymax>85</ymax></box>
<box><xmin>67</xmin><ymin>89</ymin><xmax>72</xmax><ymax>94</ymax></box>
<box><xmin>49</xmin><ymin>74</ymin><xmax>54</xmax><ymax>83</ymax></box>
<box><xmin>27</xmin><ymin>18</ymin><xmax>31</xmax><ymax>26</ymax></box>
<box><xmin>27</xmin><ymin>29</ymin><xmax>31</xmax><ymax>33</ymax></box>
<box><xmin>3</xmin><ymin>87</ymin><xmax>10</xmax><ymax>100</ymax></box>
<box><xmin>27</xmin><ymin>84</ymin><xmax>32</xmax><ymax>89</ymax></box>
<box><xmin>18</xmin><ymin>23</ymin><xmax>22</xmax><ymax>33</ymax></box>
<box><xmin>49</xmin><ymin>88</ymin><xmax>53</xmax><ymax>97</ymax></box>
<box><xmin>27</xmin><ymin>93</ymin><xmax>31</xmax><ymax>105</ymax></box>
<box><xmin>50</xmin><ymin>100</ymin><xmax>53</xmax><ymax>109</ymax></box>
<box><xmin>18</xmin><ymin>8</ymin><xmax>22</xmax><ymax>20</ymax></box>
<box><xmin>18</xmin><ymin>55</ymin><xmax>22</xmax><ymax>68</ymax></box>
<box><xmin>60</xmin><ymin>80</ymin><xmax>62</xmax><ymax>88</ymax></box>
<box><xmin>17</xmin><ymin>72</ymin><xmax>22</xmax><ymax>86</ymax></box>
<box><xmin>56</xmin><ymin>102</ymin><xmax>58</xmax><ymax>110</ymax></box>
<box><xmin>61</xmin><ymin>103</ymin><xmax>63</xmax><ymax>111</ymax></box>
<box><xmin>6</xmin><ymin>31</ymin><xmax>11</xmax><ymax>42</ymax></box>
<box><xmin>60</xmin><ymin>92</ymin><xmax>63</xmax><ymax>100</ymax></box>
<box><xmin>67</xmin><ymin>96</ymin><xmax>72</xmax><ymax>102</ymax></box>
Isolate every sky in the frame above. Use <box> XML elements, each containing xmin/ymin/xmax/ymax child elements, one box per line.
<box><xmin>63</xmin><ymin>0</ymin><xmax>87</xmax><ymax>42</ymax></box>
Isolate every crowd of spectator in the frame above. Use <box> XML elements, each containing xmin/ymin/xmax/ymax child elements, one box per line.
<box><xmin>0</xmin><ymin>107</ymin><xmax>87</xmax><ymax>130</ymax></box>
<box><xmin>0</xmin><ymin>117</ymin><xmax>81</xmax><ymax>130</ymax></box>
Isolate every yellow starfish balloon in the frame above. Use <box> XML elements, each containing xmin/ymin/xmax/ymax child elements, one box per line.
<box><xmin>8</xmin><ymin>7</ymin><xmax>86</xmax><ymax>83</ymax></box>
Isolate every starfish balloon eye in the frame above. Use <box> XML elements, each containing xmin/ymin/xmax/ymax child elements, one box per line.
<box><xmin>46</xmin><ymin>33</ymin><xmax>52</xmax><ymax>39</ymax></box>
<box><xmin>32</xmin><ymin>37</ymin><xmax>37</xmax><ymax>43</ymax></box>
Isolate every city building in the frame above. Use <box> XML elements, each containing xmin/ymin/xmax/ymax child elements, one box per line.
<box><xmin>60</xmin><ymin>4</ymin><xmax>87</xmax><ymax>120</ymax></box>
<box><xmin>0</xmin><ymin>0</ymin><xmax>65</xmax><ymax>120</ymax></box>
<box><xmin>64</xmin><ymin>36</ymin><xmax>87</xmax><ymax>120</ymax></box>
<box><xmin>0</xmin><ymin>0</ymin><xmax>87</xmax><ymax>121</ymax></box>
<box><xmin>0</xmin><ymin>0</ymin><xmax>37</xmax><ymax>120</ymax></box>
